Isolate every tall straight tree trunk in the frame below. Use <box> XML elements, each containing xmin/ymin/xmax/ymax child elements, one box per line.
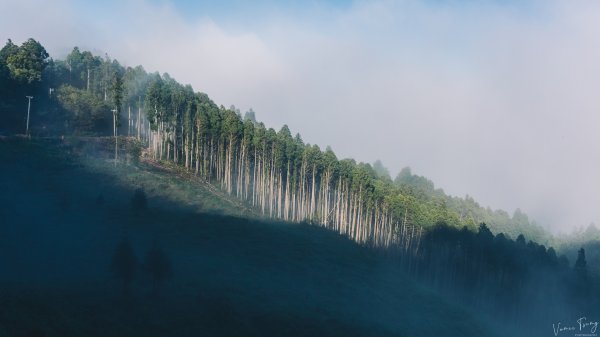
<box><xmin>137</xmin><ymin>103</ymin><xmax>141</xmax><ymax>140</ymax></box>
<box><xmin>128</xmin><ymin>106</ymin><xmax>131</xmax><ymax>137</ymax></box>
<box><xmin>113</xmin><ymin>112</ymin><xmax>118</xmax><ymax>166</ymax></box>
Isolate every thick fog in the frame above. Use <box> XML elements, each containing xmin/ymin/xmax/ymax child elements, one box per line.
<box><xmin>2</xmin><ymin>0</ymin><xmax>600</xmax><ymax>233</ymax></box>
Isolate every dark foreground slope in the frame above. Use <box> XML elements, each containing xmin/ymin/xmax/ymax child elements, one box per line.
<box><xmin>0</xmin><ymin>138</ymin><xmax>497</xmax><ymax>337</ymax></box>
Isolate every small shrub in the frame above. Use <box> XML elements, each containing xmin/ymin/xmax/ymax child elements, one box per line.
<box><xmin>129</xmin><ymin>139</ymin><xmax>143</xmax><ymax>164</ymax></box>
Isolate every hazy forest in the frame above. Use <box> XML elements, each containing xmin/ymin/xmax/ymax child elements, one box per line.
<box><xmin>0</xmin><ymin>38</ymin><xmax>599</xmax><ymax>337</ymax></box>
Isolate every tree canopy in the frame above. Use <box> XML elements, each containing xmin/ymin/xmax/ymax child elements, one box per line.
<box><xmin>0</xmin><ymin>38</ymin><xmax>554</xmax><ymax>246</ymax></box>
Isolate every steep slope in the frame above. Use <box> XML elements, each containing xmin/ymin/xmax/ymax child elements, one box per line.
<box><xmin>0</xmin><ymin>138</ymin><xmax>498</xmax><ymax>337</ymax></box>
<box><xmin>0</xmin><ymin>39</ymin><xmax>551</xmax><ymax>244</ymax></box>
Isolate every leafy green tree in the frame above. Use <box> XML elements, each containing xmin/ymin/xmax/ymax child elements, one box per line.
<box><xmin>0</xmin><ymin>39</ymin><xmax>18</xmax><ymax>62</ymax></box>
<box><xmin>5</xmin><ymin>38</ymin><xmax>48</xmax><ymax>84</ymax></box>
<box><xmin>0</xmin><ymin>39</ymin><xmax>18</xmax><ymax>85</ymax></box>
<box><xmin>65</xmin><ymin>47</ymin><xmax>102</xmax><ymax>90</ymax></box>
<box><xmin>145</xmin><ymin>75</ymin><xmax>164</xmax><ymax>129</ymax></box>
<box><xmin>55</xmin><ymin>85</ymin><xmax>111</xmax><ymax>133</ymax></box>
<box><xmin>66</xmin><ymin>47</ymin><xmax>84</xmax><ymax>87</ymax></box>
<box><xmin>373</xmin><ymin>160</ymin><xmax>391</xmax><ymax>180</ymax></box>
<box><xmin>244</xmin><ymin>109</ymin><xmax>256</xmax><ymax>123</ymax></box>
<box><xmin>111</xmin><ymin>71</ymin><xmax>124</xmax><ymax>113</ymax></box>
<box><xmin>396</xmin><ymin>166</ymin><xmax>411</xmax><ymax>180</ymax></box>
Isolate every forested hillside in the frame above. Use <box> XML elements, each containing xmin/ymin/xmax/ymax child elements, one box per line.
<box><xmin>0</xmin><ymin>138</ymin><xmax>500</xmax><ymax>337</ymax></box>
<box><xmin>0</xmin><ymin>136</ymin><xmax>596</xmax><ymax>337</ymax></box>
<box><xmin>0</xmin><ymin>38</ymin><xmax>550</xmax><ymax>245</ymax></box>
<box><xmin>2</xmin><ymin>38</ymin><xmax>600</xmax><ymax>336</ymax></box>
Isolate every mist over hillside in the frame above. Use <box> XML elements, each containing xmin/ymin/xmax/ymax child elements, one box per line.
<box><xmin>0</xmin><ymin>39</ymin><xmax>552</xmax><ymax>243</ymax></box>
<box><xmin>1</xmin><ymin>37</ymin><xmax>599</xmax><ymax>337</ymax></box>
<box><xmin>0</xmin><ymin>138</ymin><xmax>497</xmax><ymax>337</ymax></box>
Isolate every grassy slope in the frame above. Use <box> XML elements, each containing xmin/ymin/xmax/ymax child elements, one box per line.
<box><xmin>0</xmin><ymin>138</ymin><xmax>497</xmax><ymax>337</ymax></box>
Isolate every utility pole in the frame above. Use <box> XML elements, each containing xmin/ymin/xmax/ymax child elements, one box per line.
<box><xmin>25</xmin><ymin>96</ymin><xmax>33</xmax><ymax>136</ymax></box>
<box><xmin>128</xmin><ymin>105</ymin><xmax>131</xmax><ymax>137</ymax></box>
<box><xmin>137</xmin><ymin>96</ymin><xmax>142</xmax><ymax>140</ymax></box>
<box><xmin>112</xmin><ymin>108</ymin><xmax>118</xmax><ymax>166</ymax></box>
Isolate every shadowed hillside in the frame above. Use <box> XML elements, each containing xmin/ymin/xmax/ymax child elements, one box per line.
<box><xmin>0</xmin><ymin>138</ymin><xmax>499</xmax><ymax>337</ymax></box>
<box><xmin>2</xmin><ymin>38</ymin><xmax>598</xmax><ymax>337</ymax></box>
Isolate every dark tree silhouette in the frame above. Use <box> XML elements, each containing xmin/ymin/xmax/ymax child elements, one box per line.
<box><xmin>131</xmin><ymin>188</ymin><xmax>147</xmax><ymax>212</ymax></box>
<box><xmin>416</xmin><ymin>221</ymin><xmax>578</xmax><ymax>327</ymax></box>
<box><xmin>477</xmin><ymin>223</ymin><xmax>494</xmax><ymax>242</ymax></box>
<box><xmin>574</xmin><ymin>247</ymin><xmax>587</xmax><ymax>279</ymax></box>
<box><xmin>143</xmin><ymin>241</ymin><xmax>172</xmax><ymax>295</ymax></box>
<box><xmin>111</xmin><ymin>238</ymin><xmax>138</xmax><ymax>294</ymax></box>
<box><xmin>572</xmin><ymin>247</ymin><xmax>591</xmax><ymax>309</ymax></box>
<box><xmin>547</xmin><ymin>247</ymin><xmax>558</xmax><ymax>266</ymax></box>
<box><xmin>516</xmin><ymin>234</ymin><xmax>526</xmax><ymax>246</ymax></box>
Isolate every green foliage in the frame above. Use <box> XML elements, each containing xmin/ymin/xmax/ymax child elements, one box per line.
<box><xmin>372</xmin><ymin>160</ymin><xmax>391</xmax><ymax>180</ymax></box>
<box><xmin>111</xmin><ymin>71</ymin><xmax>124</xmax><ymax>110</ymax></box>
<box><xmin>393</xmin><ymin>166</ymin><xmax>550</xmax><ymax>242</ymax></box>
<box><xmin>0</xmin><ymin>40</ymin><xmax>17</xmax><ymax>82</ymax></box>
<box><xmin>129</xmin><ymin>139</ymin><xmax>144</xmax><ymax>164</ymax></box>
<box><xmin>0</xmin><ymin>38</ymin><xmax>554</xmax><ymax>245</ymax></box>
<box><xmin>244</xmin><ymin>108</ymin><xmax>256</xmax><ymax>123</ymax></box>
<box><xmin>65</xmin><ymin>46</ymin><xmax>102</xmax><ymax>89</ymax></box>
<box><xmin>56</xmin><ymin>85</ymin><xmax>111</xmax><ymax>134</ymax></box>
<box><xmin>3</xmin><ymin>38</ymin><xmax>49</xmax><ymax>84</ymax></box>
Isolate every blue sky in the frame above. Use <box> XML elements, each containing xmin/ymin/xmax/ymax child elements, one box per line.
<box><xmin>146</xmin><ymin>0</ymin><xmax>533</xmax><ymax>17</ymax></box>
<box><xmin>151</xmin><ymin>0</ymin><xmax>354</xmax><ymax>18</ymax></box>
<box><xmin>73</xmin><ymin>0</ymin><xmax>355</xmax><ymax>26</ymax></box>
<box><xmin>2</xmin><ymin>0</ymin><xmax>600</xmax><ymax>233</ymax></box>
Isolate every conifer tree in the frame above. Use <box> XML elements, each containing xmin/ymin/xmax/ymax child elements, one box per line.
<box><xmin>574</xmin><ymin>247</ymin><xmax>587</xmax><ymax>280</ymax></box>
